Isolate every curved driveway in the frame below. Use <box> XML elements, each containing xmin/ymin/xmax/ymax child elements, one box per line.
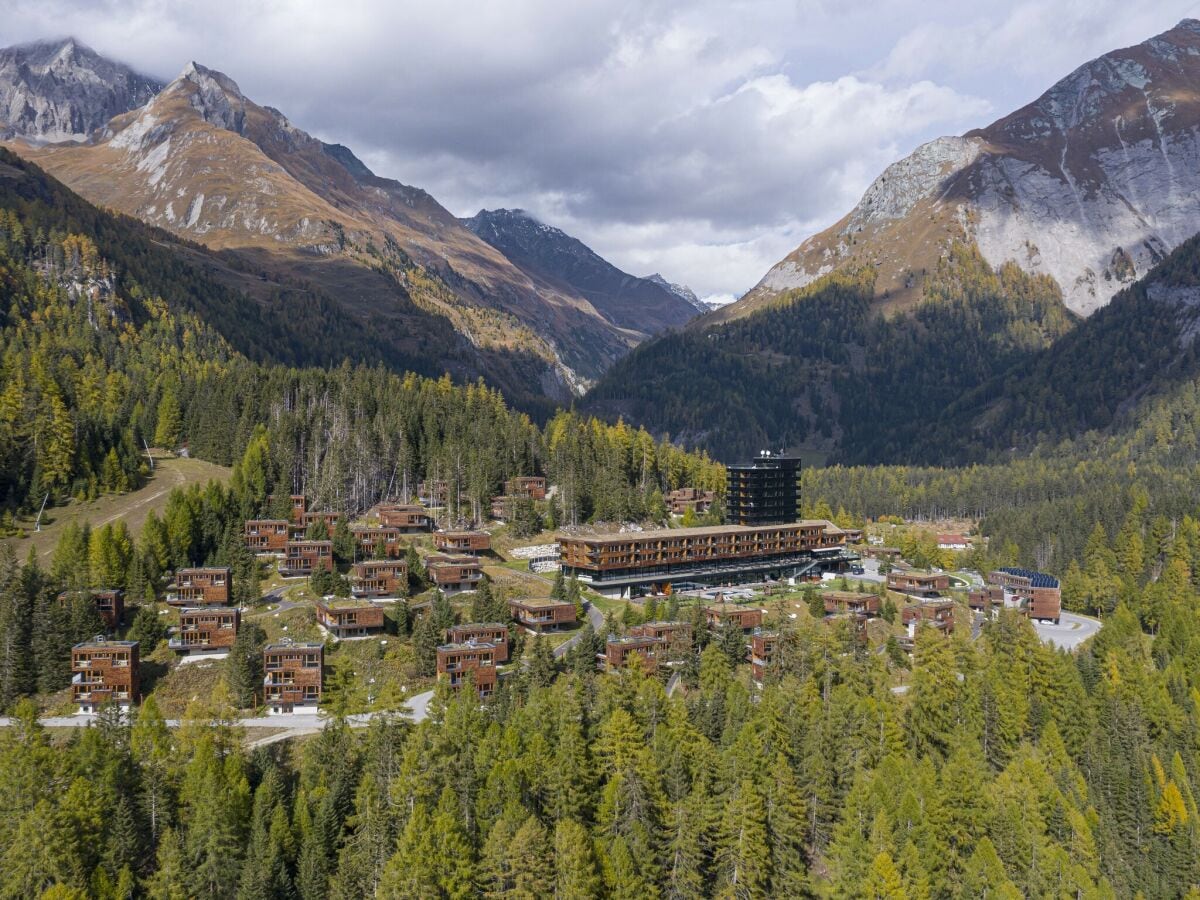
<box><xmin>1032</xmin><ymin>612</ymin><xmax>1101</xmax><ymax>650</ymax></box>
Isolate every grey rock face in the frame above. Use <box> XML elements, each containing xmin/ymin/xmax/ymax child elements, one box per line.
<box><xmin>751</xmin><ymin>18</ymin><xmax>1200</xmax><ymax>318</ymax></box>
<box><xmin>0</xmin><ymin>38</ymin><xmax>162</xmax><ymax>142</ymax></box>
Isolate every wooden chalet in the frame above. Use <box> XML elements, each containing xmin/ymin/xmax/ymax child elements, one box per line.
<box><xmin>605</xmin><ymin>635</ymin><xmax>663</xmax><ymax>672</ymax></box>
<box><xmin>315</xmin><ymin>600</ymin><xmax>386</xmax><ymax>638</ymax></box>
<box><xmin>509</xmin><ymin>597</ymin><xmax>577</xmax><ymax>631</ymax></box>
<box><xmin>505</xmin><ymin>476</ymin><xmax>547</xmax><ymax>500</ymax></box>
<box><xmin>447</xmin><ymin>623</ymin><xmax>510</xmax><ymax>662</ymax></box>
<box><xmin>376</xmin><ymin>503</ymin><xmax>431</xmax><ymax>532</ymax></box>
<box><xmin>433</xmin><ymin>530</ymin><xmax>491</xmax><ymax>553</ymax></box>
<box><xmin>167</xmin><ymin>567</ymin><xmax>232</xmax><ymax>606</ymax></box>
<box><xmin>245</xmin><ymin>519</ymin><xmax>290</xmax><ymax>553</ymax></box>
<box><xmin>169</xmin><ymin>607</ymin><xmax>240</xmax><ymax>654</ymax></box>
<box><xmin>263</xmin><ymin>640</ymin><xmax>323</xmax><ymax>713</ymax></box>
<box><xmin>750</xmin><ymin>630</ymin><xmax>779</xmax><ymax>682</ymax></box>
<box><xmin>72</xmin><ymin>638</ymin><xmax>139</xmax><ymax>713</ymax></box>
<box><xmin>426</xmin><ymin>554</ymin><xmax>483</xmax><ymax>592</ymax></box>
<box><xmin>704</xmin><ymin>602</ymin><xmax>764</xmax><ymax>631</ymax></box>
<box><xmin>887</xmin><ymin>571</ymin><xmax>950</xmax><ymax>597</ymax></box>
<box><xmin>351</xmin><ymin>559</ymin><xmax>408</xmax><ymax>599</ymax></box>
<box><xmin>436</xmin><ymin>641</ymin><xmax>498</xmax><ymax>697</ymax></box>
<box><xmin>822</xmin><ymin>590</ymin><xmax>881</xmax><ymax>616</ymax></box>
<box><xmin>281</xmin><ymin>541</ymin><xmax>334</xmax><ymax>577</ymax></box>
<box><xmin>350</xmin><ymin>525</ymin><xmax>404</xmax><ymax>558</ymax></box>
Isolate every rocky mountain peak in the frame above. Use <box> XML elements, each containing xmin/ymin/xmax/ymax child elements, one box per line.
<box><xmin>464</xmin><ymin>208</ymin><xmax>699</xmax><ymax>336</ymax></box>
<box><xmin>742</xmin><ymin>17</ymin><xmax>1200</xmax><ymax>319</ymax></box>
<box><xmin>165</xmin><ymin>61</ymin><xmax>247</xmax><ymax>133</ymax></box>
<box><xmin>644</xmin><ymin>273</ymin><xmax>706</xmax><ymax>312</ymax></box>
<box><xmin>0</xmin><ymin>37</ymin><xmax>162</xmax><ymax>141</ymax></box>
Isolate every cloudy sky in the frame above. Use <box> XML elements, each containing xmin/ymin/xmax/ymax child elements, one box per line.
<box><xmin>3</xmin><ymin>0</ymin><xmax>1197</xmax><ymax>300</ymax></box>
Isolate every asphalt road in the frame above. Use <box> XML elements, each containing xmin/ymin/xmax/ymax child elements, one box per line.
<box><xmin>0</xmin><ymin>689</ymin><xmax>436</xmax><ymax>736</ymax></box>
<box><xmin>1032</xmin><ymin>611</ymin><xmax>1102</xmax><ymax>650</ymax></box>
<box><xmin>553</xmin><ymin>602</ymin><xmax>605</xmax><ymax>658</ymax></box>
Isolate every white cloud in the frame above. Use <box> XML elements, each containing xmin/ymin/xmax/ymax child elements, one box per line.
<box><xmin>0</xmin><ymin>0</ymin><xmax>1192</xmax><ymax>296</ymax></box>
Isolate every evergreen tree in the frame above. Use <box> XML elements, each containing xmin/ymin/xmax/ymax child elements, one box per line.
<box><xmin>226</xmin><ymin>622</ymin><xmax>267</xmax><ymax>709</ymax></box>
<box><xmin>554</xmin><ymin>819</ymin><xmax>603</xmax><ymax>899</ymax></box>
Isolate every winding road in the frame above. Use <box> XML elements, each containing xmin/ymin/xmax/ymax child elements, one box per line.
<box><xmin>553</xmin><ymin>602</ymin><xmax>605</xmax><ymax>659</ymax></box>
<box><xmin>0</xmin><ymin>689</ymin><xmax>437</xmax><ymax>741</ymax></box>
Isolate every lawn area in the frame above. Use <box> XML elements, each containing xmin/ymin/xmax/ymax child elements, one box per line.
<box><xmin>148</xmin><ymin>655</ymin><xmax>226</xmax><ymax>718</ymax></box>
<box><xmin>320</xmin><ymin>636</ymin><xmax>429</xmax><ymax>714</ymax></box>
<box><xmin>2</xmin><ymin>456</ymin><xmax>231</xmax><ymax>563</ymax></box>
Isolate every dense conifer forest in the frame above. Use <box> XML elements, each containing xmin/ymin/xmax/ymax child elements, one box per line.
<box><xmin>0</xmin><ymin>591</ymin><xmax>1198</xmax><ymax>898</ymax></box>
<box><xmin>585</xmin><ymin>242</ymin><xmax>1076</xmax><ymax>463</ymax></box>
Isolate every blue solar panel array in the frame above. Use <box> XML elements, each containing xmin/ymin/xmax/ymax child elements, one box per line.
<box><xmin>997</xmin><ymin>567</ymin><xmax>1059</xmax><ymax>588</ymax></box>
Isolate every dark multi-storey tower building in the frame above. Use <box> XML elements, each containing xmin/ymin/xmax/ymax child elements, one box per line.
<box><xmin>726</xmin><ymin>451</ymin><xmax>800</xmax><ymax>526</ymax></box>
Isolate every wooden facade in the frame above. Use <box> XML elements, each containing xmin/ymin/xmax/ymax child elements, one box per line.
<box><xmin>434</xmin><ymin>530</ymin><xmax>491</xmax><ymax>553</ymax></box>
<box><xmin>315</xmin><ymin>600</ymin><xmax>386</xmax><ymax>638</ymax></box>
<box><xmin>968</xmin><ymin>585</ymin><xmax>1003</xmax><ymax>613</ymax></box>
<box><xmin>58</xmin><ymin>589</ymin><xmax>124</xmax><ymax>629</ymax></box>
<box><xmin>822</xmin><ymin>590</ymin><xmax>881</xmax><ymax>616</ymax></box>
<box><xmin>887</xmin><ymin>571</ymin><xmax>950</xmax><ymax>597</ymax></box>
<box><xmin>436</xmin><ymin>642</ymin><xmax>498</xmax><ymax>696</ymax></box>
<box><xmin>426</xmin><ymin>554</ymin><xmax>483</xmax><ymax>592</ymax></box>
<box><xmin>72</xmin><ymin>639</ymin><xmax>139</xmax><ymax>712</ymax></box>
<box><xmin>704</xmin><ymin>603</ymin><xmax>764</xmax><ymax>631</ymax></box>
<box><xmin>605</xmin><ymin>636</ymin><xmax>662</xmax><ymax>672</ymax></box>
<box><xmin>169</xmin><ymin>607</ymin><xmax>240</xmax><ymax>653</ymax></box>
<box><xmin>263</xmin><ymin>641</ymin><xmax>323</xmax><ymax>713</ymax></box>
<box><xmin>509</xmin><ymin>597</ymin><xmax>577</xmax><ymax>631</ymax></box>
<box><xmin>750</xmin><ymin>630</ymin><xmax>779</xmax><ymax>682</ymax></box>
<box><xmin>376</xmin><ymin>503</ymin><xmax>431</xmax><ymax>532</ymax></box>
<box><xmin>447</xmin><ymin>624</ymin><xmax>510</xmax><ymax>663</ymax></box>
<box><xmin>490</xmin><ymin>495</ymin><xmax>517</xmax><ymax>521</ymax></box>
<box><xmin>628</xmin><ymin>621</ymin><xmax>693</xmax><ymax>645</ymax></box>
<box><xmin>417</xmin><ymin>480</ymin><xmax>449</xmax><ymax>505</ymax></box>
<box><xmin>292</xmin><ymin>511</ymin><xmax>342</xmax><ymax>540</ymax></box>
<box><xmin>351</xmin><ymin>559</ymin><xmax>408</xmax><ymax>599</ymax></box>
<box><xmin>558</xmin><ymin>521</ymin><xmax>848</xmax><ymax>594</ymax></box>
<box><xmin>902</xmin><ymin>600</ymin><xmax>956</xmax><ymax>636</ymax></box>
<box><xmin>281</xmin><ymin>541</ymin><xmax>334</xmax><ymax>576</ymax></box>
<box><xmin>505</xmin><ymin>476</ymin><xmax>547</xmax><ymax>500</ymax></box>
<box><xmin>245</xmin><ymin>519</ymin><xmax>290</xmax><ymax>553</ymax></box>
<box><xmin>350</xmin><ymin>525</ymin><xmax>404</xmax><ymax>558</ymax></box>
<box><xmin>167</xmin><ymin>567</ymin><xmax>232</xmax><ymax>606</ymax></box>
<box><xmin>986</xmin><ymin>568</ymin><xmax>1062</xmax><ymax>623</ymax></box>
<box><xmin>666</xmin><ymin>487</ymin><xmax>715</xmax><ymax>516</ymax></box>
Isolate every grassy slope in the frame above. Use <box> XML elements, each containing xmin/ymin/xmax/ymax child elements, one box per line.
<box><xmin>1</xmin><ymin>456</ymin><xmax>231</xmax><ymax>563</ymax></box>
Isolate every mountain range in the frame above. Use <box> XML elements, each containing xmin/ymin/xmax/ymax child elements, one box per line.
<box><xmin>7</xmin><ymin>23</ymin><xmax>1200</xmax><ymax>465</ymax></box>
<box><xmin>0</xmin><ymin>38</ymin><xmax>699</xmax><ymax>410</ymax></box>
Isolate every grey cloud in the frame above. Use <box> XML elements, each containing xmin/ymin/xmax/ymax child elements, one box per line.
<box><xmin>0</xmin><ymin>0</ymin><xmax>1190</xmax><ymax>297</ymax></box>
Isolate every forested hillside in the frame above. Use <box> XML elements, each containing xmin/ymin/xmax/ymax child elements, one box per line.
<box><xmin>923</xmin><ymin>232</ymin><xmax>1200</xmax><ymax>459</ymax></box>
<box><xmin>0</xmin><ymin>148</ymin><xmax>724</xmax><ymax>528</ymax></box>
<box><xmin>0</xmin><ymin>147</ymin><xmax>574</xmax><ymax>418</ymax></box>
<box><xmin>585</xmin><ymin>243</ymin><xmax>1074</xmax><ymax>464</ymax></box>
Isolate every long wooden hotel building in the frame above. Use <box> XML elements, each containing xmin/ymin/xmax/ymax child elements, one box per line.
<box><xmin>558</xmin><ymin>520</ymin><xmax>852</xmax><ymax>596</ymax></box>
